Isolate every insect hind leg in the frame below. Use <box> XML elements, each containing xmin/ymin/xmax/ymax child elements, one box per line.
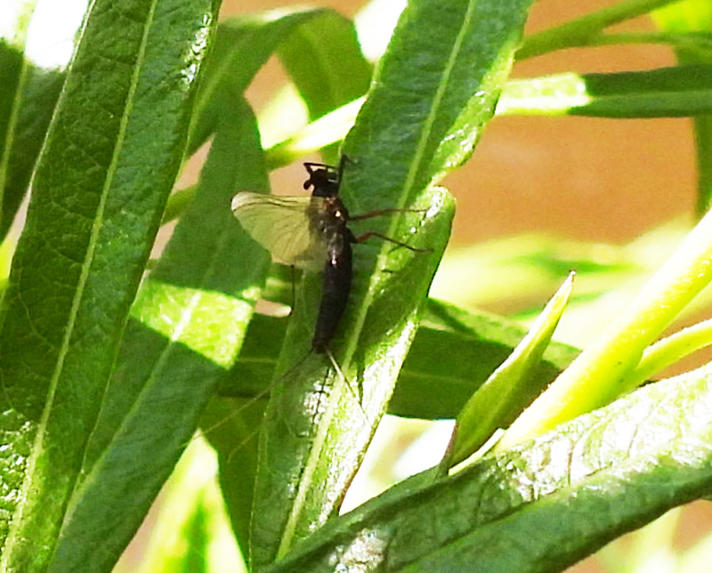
<box><xmin>353</xmin><ymin>231</ymin><xmax>431</xmax><ymax>253</ymax></box>
<box><xmin>350</xmin><ymin>207</ymin><xmax>427</xmax><ymax>221</ymax></box>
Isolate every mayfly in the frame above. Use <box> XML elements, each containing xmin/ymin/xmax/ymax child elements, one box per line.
<box><xmin>231</xmin><ymin>159</ymin><xmax>425</xmax><ymax>358</ymax></box>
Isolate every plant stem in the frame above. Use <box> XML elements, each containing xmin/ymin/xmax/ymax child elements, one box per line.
<box><xmin>498</xmin><ymin>205</ymin><xmax>712</xmax><ymax>449</ymax></box>
<box><xmin>625</xmin><ymin>317</ymin><xmax>712</xmax><ymax>391</ymax></box>
<box><xmin>518</xmin><ymin>0</ymin><xmax>681</xmax><ymax>59</ymax></box>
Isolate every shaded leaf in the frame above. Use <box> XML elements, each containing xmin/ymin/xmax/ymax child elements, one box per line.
<box><xmin>219</xmin><ymin>299</ymin><xmax>579</xmax><ymax>421</ymax></box>
<box><xmin>188</xmin><ymin>7</ymin><xmax>328</xmax><ymax>155</ymax></box>
<box><xmin>277</xmin><ymin>10</ymin><xmax>371</xmax><ymax>162</ymax></box>
<box><xmin>0</xmin><ymin>0</ymin><xmax>70</xmax><ymax>240</ymax></box>
<box><xmin>49</xmin><ymin>98</ymin><xmax>267</xmax><ymax>573</ymax></box>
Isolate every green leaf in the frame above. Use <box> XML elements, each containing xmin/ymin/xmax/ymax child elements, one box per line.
<box><xmin>252</xmin><ymin>187</ymin><xmax>453</xmax><ymax>568</ymax></box>
<box><xmin>497</xmin><ymin>66</ymin><xmax>712</xmax><ymax>118</ymax></box>
<box><xmin>500</xmin><ymin>197</ymin><xmax>712</xmax><ymax>449</ymax></box>
<box><xmin>249</xmin><ymin>0</ymin><xmax>534</xmax><ymax>567</ymax></box>
<box><xmin>0</xmin><ymin>0</ymin><xmax>221</xmax><ymax>569</ymax></box>
<box><xmin>265</xmin><ymin>63</ymin><xmax>712</xmax><ymax>165</ymax></box>
<box><xmin>446</xmin><ymin>273</ymin><xmax>574</xmax><ymax>467</ymax></box>
<box><xmin>518</xmin><ymin>0</ymin><xmax>681</xmax><ymax>59</ymax></box>
<box><xmin>277</xmin><ymin>10</ymin><xmax>371</xmax><ymax>162</ymax></box>
<box><xmin>653</xmin><ymin>1</ymin><xmax>712</xmax><ymax>215</ymax></box>
<box><xmin>264</xmin><ymin>97</ymin><xmax>364</xmax><ymax>169</ymax></box>
<box><xmin>220</xmin><ymin>299</ymin><xmax>579</xmax><ymax>421</ymax></box>
<box><xmin>264</xmin><ymin>363</ymin><xmax>712</xmax><ymax>572</ymax></box>
<box><xmin>278</xmin><ymin>11</ymin><xmax>371</xmax><ymax>120</ymax></box>
<box><xmin>0</xmin><ymin>1</ymin><xmax>34</xmax><ymax>162</ymax></box>
<box><xmin>626</xmin><ymin>317</ymin><xmax>712</xmax><ymax>390</ymax></box>
<box><xmin>0</xmin><ymin>61</ymin><xmax>64</xmax><ymax>239</ymax></box>
<box><xmin>200</xmin><ymin>395</ymin><xmax>266</xmax><ymax>557</ymax></box>
<box><xmin>0</xmin><ymin>1</ymin><xmax>66</xmax><ymax>241</ymax></box>
<box><xmin>187</xmin><ymin>7</ymin><xmax>330</xmax><ymax>156</ymax></box>
<box><xmin>48</xmin><ymin>98</ymin><xmax>267</xmax><ymax>573</ymax></box>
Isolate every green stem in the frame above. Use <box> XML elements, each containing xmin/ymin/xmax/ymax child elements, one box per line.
<box><xmin>595</xmin><ymin>31</ymin><xmax>712</xmax><ymax>51</ymax></box>
<box><xmin>518</xmin><ymin>0</ymin><xmax>681</xmax><ymax>59</ymax></box>
<box><xmin>624</xmin><ymin>318</ymin><xmax>712</xmax><ymax>391</ymax></box>
<box><xmin>498</xmin><ymin>205</ymin><xmax>712</xmax><ymax>449</ymax></box>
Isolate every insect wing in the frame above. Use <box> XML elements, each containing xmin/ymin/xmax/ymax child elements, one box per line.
<box><xmin>231</xmin><ymin>192</ymin><xmax>326</xmax><ymax>270</ymax></box>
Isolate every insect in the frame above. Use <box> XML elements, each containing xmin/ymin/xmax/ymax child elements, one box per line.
<box><xmin>231</xmin><ymin>158</ymin><xmax>424</xmax><ymax>356</ymax></box>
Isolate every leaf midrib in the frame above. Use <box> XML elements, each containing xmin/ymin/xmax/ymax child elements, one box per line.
<box><xmin>0</xmin><ymin>0</ymin><xmax>160</xmax><ymax>564</ymax></box>
<box><xmin>274</xmin><ymin>0</ymin><xmax>479</xmax><ymax>559</ymax></box>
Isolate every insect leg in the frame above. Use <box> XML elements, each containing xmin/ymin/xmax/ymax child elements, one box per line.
<box><xmin>353</xmin><ymin>231</ymin><xmax>431</xmax><ymax>253</ymax></box>
<box><xmin>350</xmin><ymin>207</ymin><xmax>427</xmax><ymax>221</ymax></box>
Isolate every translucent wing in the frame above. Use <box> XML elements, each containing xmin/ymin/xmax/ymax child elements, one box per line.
<box><xmin>231</xmin><ymin>192</ymin><xmax>327</xmax><ymax>270</ymax></box>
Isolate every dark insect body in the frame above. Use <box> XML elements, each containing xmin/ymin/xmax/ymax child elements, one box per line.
<box><xmin>231</xmin><ymin>158</ymin><xmax>423</xmax><ymax>355</ymax></box>
<box><xmin>301</xmin><ymin>161</ymin><xmax>354</xmax><ymax>352</ymax></box>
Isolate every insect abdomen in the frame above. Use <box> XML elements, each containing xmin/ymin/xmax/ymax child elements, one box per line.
<box><xmin>311</xmin><ymin>241</ymin><xmax>353</xmax><ymax>353</ymax></box>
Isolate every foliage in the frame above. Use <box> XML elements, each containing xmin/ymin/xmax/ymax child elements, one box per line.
<box><xmin>1</xmin><ymin>0</ymin><xmax>712</xmax><ymax>572</ymax></box>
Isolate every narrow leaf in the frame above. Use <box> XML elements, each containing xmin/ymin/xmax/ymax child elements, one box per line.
<box><xmin>518</xmin><ymin>0</ymin><xmax>680</xmax><ymax>59</ymax></box>
<box><xmin>135</xmin><ymin>440</ymin><xmax>243</xmax><ymax>573</ymax></box>
<box><xmin>188</xmin><ymin>7</ymin><xmax>328</xmax><ymax>155</ymax></box>
<box><xmin>277</xmin><ymin>10</ymin><xmax>371</xmax><ymax>161</ymax></box>
<box><xmin>278</xmin><ymin>11</ymin><xmax>371</xmax><ymax>120</ymax></box>
<box><xmin>0</xmin><ymin>0</ymin><xmax>76</xmax><ymax>240</ymax></box>
<box><xmin>498</xmin><ymin>66</ymin><xmax>712</xmax><ymax>118</ymax></box>
<box><xmin>200</xmin><ymin>395</ymin><xmax>267</xmax><ymax>555</ymax></box>
<box><xmin>0</xmin><ymin>0</ymin><xmax>36</xmax><ymax>235</ymax></box>
<box><xmin>221</xmin><ymin>300</ymin><xmax>579</xmax><ymax>421</ymax></box>
<box><xmin>49</xmin><ymin>98</ymin><xmax>267</xmax><ymax>573</ymax></box>
<box><xmin>0</xmin><ymin>0</ymin><xmax>219</xmax><ymax>570</ymax></box>
<box><xmin>500</xmin><ymin>194</ymin><xmax>712</xmax><ymax>449</ymax></box>
<box><xmin>653</xmin><ymin>1</ymin><xmax>712</xmax><ymax>215</ymax></box>
<box><xmin>447</xmin><ymin>273</ymin><xmax>574</xmax><ymax>466</ymax></box>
